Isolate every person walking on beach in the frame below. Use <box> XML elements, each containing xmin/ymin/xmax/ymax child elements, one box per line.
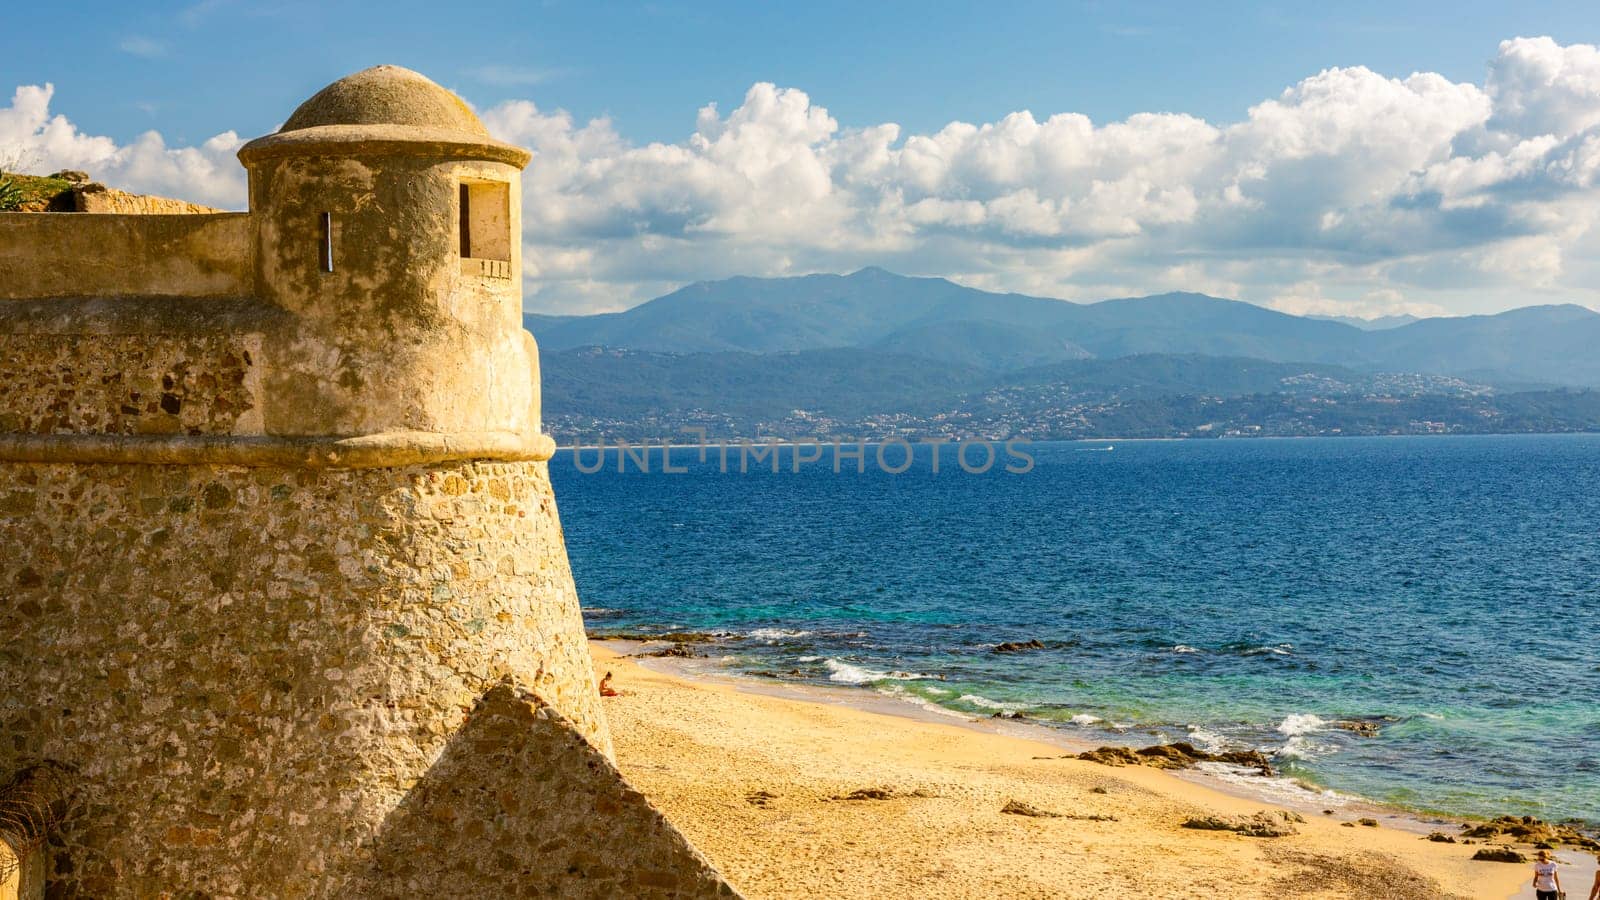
<box><xmin>1587</xmin><ymin>853</ymin><xmax>1600</xmax><ymax>900</ymax></box>
<box><xmin>1532</xmin><ymin>849</ymin><xmax>1561</xmax><ymax>900</ymax></box>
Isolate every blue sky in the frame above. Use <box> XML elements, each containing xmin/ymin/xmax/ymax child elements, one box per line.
<box><xmin>12</xmin><ymin>1</ymin><xmax>1599</xmax><ymax>146</ymax></box>
<box><xmin>6</xmin><ymin>2</ymin><xmax>1600</xmax><ymax>316</ymax></box>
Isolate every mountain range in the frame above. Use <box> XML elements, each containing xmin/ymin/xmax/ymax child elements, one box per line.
<box><xmin>528</xmin><ymin>267</ymin><xmax>1600</xmax><ymax>387</ymax></box>
<box><xmin>526</xmin><ymin>268</ymin><xmax>1600</xmax><ymax>440</ymax></box>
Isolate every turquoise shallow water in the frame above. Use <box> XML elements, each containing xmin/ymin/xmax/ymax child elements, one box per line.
<box><xmin>553</xmin><ymin>435</ymin><xmax>1600</xmax><ymax>824</ymax></box>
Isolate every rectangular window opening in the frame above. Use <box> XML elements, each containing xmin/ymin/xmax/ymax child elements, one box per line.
<box><xmin>458</xmin><ymin>180</ymin><xmax>511</xmax><ymax>263</ymax></box>
<box><xmin>318</xmin><ymin>211</ymin><xmax>334</xmax><ymax>273</ymax></box>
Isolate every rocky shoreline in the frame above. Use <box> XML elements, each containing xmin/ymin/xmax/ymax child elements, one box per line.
<box><xmin>588</xmin><ymin>629</ymin><xmax>1600</xmax><ymax>859</ymax></box>
<box><xmin>588</xmin><ymin>640</ymin><xmax>1555</xmax><ymax>899</ymax></box>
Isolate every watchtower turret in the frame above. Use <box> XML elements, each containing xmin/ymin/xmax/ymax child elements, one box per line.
<box><xmin>238</xmin><ymin>65</ymin><xmax>541</xmax><ymax>437</ymax></box>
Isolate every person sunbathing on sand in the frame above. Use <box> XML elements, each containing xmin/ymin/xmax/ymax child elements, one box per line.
<box><xmin>1532</xmin><ymin>849</ymin><xmax>1561</xmax><ymax>900</ymax></box>
<box><xmin>598</xmin><ymin>671</ymin><xmax>619</xmax><ymax>697</ymax></box>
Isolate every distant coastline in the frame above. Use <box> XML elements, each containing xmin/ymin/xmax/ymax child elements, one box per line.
<box><xmin>552</xmin><ymin>429</ymin><xmax>1600</xmax><ymax>454</ymax></box>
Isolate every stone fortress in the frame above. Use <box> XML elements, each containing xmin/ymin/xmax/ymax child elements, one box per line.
<box><xmin>0</xmin><ymin>66</ymin><xmax>735</xmax><ymax>898</ymax></box>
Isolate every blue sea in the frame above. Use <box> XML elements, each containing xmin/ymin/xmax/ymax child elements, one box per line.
<box><xmin>553</xmin><ymin>435</ymin><xmax>1600</xmax><ymax>825</ymax></box>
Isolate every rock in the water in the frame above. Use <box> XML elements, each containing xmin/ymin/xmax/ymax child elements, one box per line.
<box><xmin>1181</xmin><ymin>811</ymin><xmax>1300</xmax><ymax>837</ymax></box>
<box><xmin>589</xmin><ymin>630</ymin><xmax>724</xmax><ymax>643</ymax></box>
<box><xmin>1208</xmin><ymin>750</ymin><xmax>1276</xmax><ymax>772</ymax></box>
<box><xmin>1471</xmin><ymin>847</ymin><xmax>1527</xmax><ymax>863</ymax></box>
<box><xmin>1462</xmin><ymin>815</ymin><xmax>1600</xmax><ymax>851</ymax></box>
<box><xmin>1075</xmin><ymin>742</ymin><xmax>1274</xmax><ymax>776</ymax></box>
<box><xmin>993</xmin><ymin>639</ymin><xmax>1046</xmax><ymax>653</ymax></box>
<box><xmin>1332</xmin><ymin>719</ymin><xmax>1383</xmax><ymax>737</ymax></box>
<box><xmin>637</xmin><ymin>642</ymin><xmax>699</xmax><ymax>659</ymax></box>
<box><xmin>1002</xmin><ymin>799</ymin><xmax>1061</xmax><ymax>818</ymax></box>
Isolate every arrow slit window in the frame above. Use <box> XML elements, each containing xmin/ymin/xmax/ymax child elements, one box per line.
<box><xmin>319</xmin><ymin>212</ymin><xmax>333</xmax><ymax>273</ymax></box>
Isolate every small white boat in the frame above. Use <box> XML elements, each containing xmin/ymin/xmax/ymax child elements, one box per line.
<box><xmin>1076</xmin><ymin>444</ymin><xmax>1115</xmax><ymax>452</ymax></box>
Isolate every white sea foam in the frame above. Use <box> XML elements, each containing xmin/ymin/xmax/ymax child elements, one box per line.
<box><xmin>823</xmin><ymin>660</ymin><xmax>879</xmax><ymax>684</ymax></box>
<box><xmin>1263</xmin><ymin>714</ymin><xmax>1335</xmax><ymax>760</ymax></box>
<box><xmin>822</xmin><ymin>659</ymin><xmax>930</xmax><ymax>685</ymax></box>
<box><xmin>797</xmin><ymin>655</ymin><xmax>822</xmax><ymax>663</ymax></box>
<box><xmin>1187</xmin><ymin>725</ymin><xmax>1230</xmax><ymax>753</ymax></box>
<box><xmin>746</xmin><ymin>628</ymin><xmax>813</xmax><ymax>641</ymax></box>
<box><xmin>956</xmin><ymin>693</ymin><xmax>1027</xmax><ymax>712</ymax></box>
<box><xmin>1170</xmin><ymin>644</ymin><xmax>1201</xmax><ymax>654</ymax></box>
<box><xmin>1194</xmin><ymin>761</ymin><xmax>1352</xmax><ymax>807</ymax></box>
<box><xmin>1068</xmin><ymin>714</ymin><xmax>1103</xmax><ymax>726</ymax></box>
<box><xmin>1277</xmin><ymin>713</ymin><xmax>1327</xmax><ymax>736</ymax></box>
<box><xmin>1276</xmin><ymin>736</ymin><xmax>1319</xmax><ymax>760</ymax></box>
<box><xmin>879</xmin><ymin>684</ymin><xmax>976</xmax><ymax>720</ymax></box>
<box><xmin>1244</xmin><ymin>643</ymin><xmax>1294</xmax><ymax>656</ymax></box>
<box><xmin>924</xmin><ymin>686</ymin><xmax>953</xmax><ymax>696</ymax></box>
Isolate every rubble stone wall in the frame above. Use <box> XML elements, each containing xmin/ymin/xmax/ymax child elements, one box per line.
<box><xmin>0</xmin><ymin>459</ymin><xmax>612</xmax><ymax>897</ymax></box>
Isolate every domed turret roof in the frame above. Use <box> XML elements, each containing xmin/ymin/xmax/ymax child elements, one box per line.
<box><xmin>237</xmin><ymin>65</ymin><xmax>529</xmax><ymax>167</ymax></box>
<box><xmin>280</xmin><ymin>66</ymin><xmax>490</xmax><ymax>136</ymax></box>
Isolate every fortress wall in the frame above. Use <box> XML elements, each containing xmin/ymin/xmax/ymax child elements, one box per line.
<box><xmin>0</xmin><ymin>213</ymin><xmax>250</xmax><ymax>300</ymax></box>
<box><xmin>72</xmin><ymin>188</ymin><xmax>224</xmax><ymax>215</ymax></box>
<box><xmin>0</xmin><ymin>332</ymin><xmax>264</xmax><ymax>436</ymax></box>
<box><xmin>0</xmin><ymin>458</ymin><xmax>610</xmax><ymax>897</ymax></box>
<box><xmin>0</xmin><ymin>65</ymin><xmax>740</xmax><ymax>899</ymax></box>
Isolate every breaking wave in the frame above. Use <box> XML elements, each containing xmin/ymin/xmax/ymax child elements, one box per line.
<box><xmin>746</xmin><ymin>628</ymin><xmax>814</xmax><ymax>641</ymax></box>
<box><xmin>822</xmin><ymin>659</ymin><xmax>932</xmax><ymax>685</ymax></box>
<box><xmin>956</xmin><ymin>693</ymin><xmax>1027</xmax><ymax>712</ymax></box>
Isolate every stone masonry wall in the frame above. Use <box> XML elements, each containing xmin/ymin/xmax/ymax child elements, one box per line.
<box><xmin>0</xmin><ymin>334</ymin><xmax>263</xmax><ymax>436</ymax></box>
<box><xmin>0</xmin><ymin>459</ymin><xmax>611</xmax><ymax>897</ymax></box>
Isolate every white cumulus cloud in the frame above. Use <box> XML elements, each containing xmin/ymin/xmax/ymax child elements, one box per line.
<box><xmin>0</xmin><ymin>84</ymin><xmax>245</xmax><ymax>209</ymax></box>
<box><xmin>9</xmin><ymin>36</ymin><xmax>1600</xmax><ymax>316</ymax></box>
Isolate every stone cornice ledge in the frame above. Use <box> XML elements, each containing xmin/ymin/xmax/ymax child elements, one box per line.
<box><xmin>0</xmin><ymin>430</ymin><xmax>557</xmax><ymax>468</ymax></box>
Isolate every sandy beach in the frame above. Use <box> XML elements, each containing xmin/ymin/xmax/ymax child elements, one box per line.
<box><xmin>589</xmin><ymin>642</ymin><xmax>1570</xmax><ymax>899</ymax></box>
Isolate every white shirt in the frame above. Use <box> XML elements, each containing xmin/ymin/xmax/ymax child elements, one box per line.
<box><xmin>1534</xmin><ymin>860</ymin><xmax>1558</xmax><ymax>891</ymax></box>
